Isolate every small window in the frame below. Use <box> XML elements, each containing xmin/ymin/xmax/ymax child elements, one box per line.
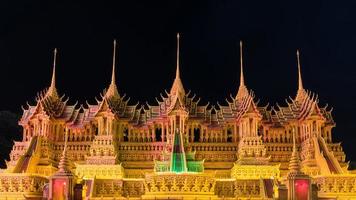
<box><xmin>155</xmin><ymin>128</ymin><xmax>162</xmax><ymax>142</ymax></box>
<box><xmin>227</xmin><ymin>129</ymin><xmax>233</xmax><ymax>142</ymax></box>
<box><xmin>123</xmin><ymin>128</ymin><xmax>128</xmax><ymax>142</ymax></box>
<box><xmin>193</xmin><ymin>128</ymin><xmax>201</xmax><ymax>142</ymax></box>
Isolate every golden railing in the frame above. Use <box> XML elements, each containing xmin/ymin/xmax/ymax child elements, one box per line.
<box><xmin>0</xmin><ymin>173</ymin><xmax>48</xmax><ymax>196</ymax></box>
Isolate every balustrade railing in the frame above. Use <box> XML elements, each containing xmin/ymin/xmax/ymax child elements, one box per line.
<box><xmin>313</xmin><ymin>175</ymin><xmax>356</xmax><ymax>195</ymax></box>
<box><xmin>0</xmin><ymin>174</ymin><xmax>48</xmax><ymax>195</ymax></box>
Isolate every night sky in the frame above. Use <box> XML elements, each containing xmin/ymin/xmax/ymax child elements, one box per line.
<box><xmin>0</xmin><ymin>1</ymin><xmax>356</xmax><ymax>160</ymax></box>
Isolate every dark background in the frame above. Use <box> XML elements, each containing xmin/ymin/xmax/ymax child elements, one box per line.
<box><xmin>0</xmin><ymin>0</ymin><xmax>355</xmax><ymax>167</ymax></box>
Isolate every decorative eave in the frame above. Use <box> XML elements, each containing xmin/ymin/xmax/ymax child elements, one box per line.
<box><xmin>230</xmin><ymin>90</ymin><xmax>262</xmax><ymax>121</ymax></box>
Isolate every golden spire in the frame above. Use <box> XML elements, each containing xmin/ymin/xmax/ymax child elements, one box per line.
<box><xmin>47</xmin><ymin>48</ymin><xmax>59</xmax><ymax>98</ymax></box>
<box><xmin>57</xmin><ymin>130</ymin><xmax>71</xmax><ymax>174</ymax></box>
<box><xmin>106</xmin><ymin>39</ymin><xmax>120</xmax><ymax>98</ymax></box>
<box><xmin>51</xmin><ymin>48</ymin><xmax>57</xmax><ymax>89</ymax></box>
<box><xmin>111</xmin><ymin>39</ymin><xmax>117</xmax><ymax>85</ymax></box>
<box><xmin>288</xmin><ymin>127</ymin><xmax>301</xmax><ymax>174</ymax></box>
<box><xmin>297</xmin><ymin>50</ymin><xmax>303</xmax><ymax>91</ymax></box>
<box><xmin>240</xmin><ymin>41</ymin><xmax>245</xmax><ymax>87</ymax></box>
<box><xmin>170</xmin><ymin>33</ymin><xmax>185</xmax><ymax>97</ymax></box>
<box><xmin>236</xmin><ymin>41</ymin><xmax>248</xmax><ymax>100</ymax></box>
<box><xmin>295</xmin><ymin>49</ymin><xmax>307</xmax><ymax>102</ymax></box>
<box><xmin>176</xmin><ymin>33</ymin><xmax>180</xmax><ymax>79</ymax></box>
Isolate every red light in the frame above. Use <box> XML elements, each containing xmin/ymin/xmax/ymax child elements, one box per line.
<box><xmin>52</xmin><ymin>179</ymin><xmax>66</xmax><ymax>200</ymax></box>
<box><xmin>295</xmin><ymin>179</ymin><xmax>309</xmax><ymax>200</ymax></box>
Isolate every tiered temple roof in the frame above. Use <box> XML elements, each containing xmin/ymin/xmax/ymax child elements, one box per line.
<box><xmin>5</xmin><ymin>35</ymin><xmax>354</xmax><ymax>200</ymax></box>
<box><xmin>20</xmin><ymin>49</ymin><xmax>78</xmax><ymax>125</ymax></box>
<box><xmin>217</xmin><ymin>41</ymin><xmax>262</xmax><ymax>125</ymax></box>
<box><xmin>258</xmin><ymin>50</ymin><xmax>334</xmax><ymax>127</ymax></box>
<box><xmin>19</xmin><ymin>38</ymin><xmax>335</xmax><ymax>130</ymax></box>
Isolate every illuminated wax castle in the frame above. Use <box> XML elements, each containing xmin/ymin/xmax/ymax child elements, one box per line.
<box><xmin>1</xmin><ymin>34</ymin><xmax>356</xmax><ymax>200</ymax></box>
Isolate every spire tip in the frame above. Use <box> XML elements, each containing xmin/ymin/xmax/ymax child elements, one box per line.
<box><xmin>47</xmin><ymin>47</ymin><xmax>58</xmax><ymax>98</ymax></box>
<box><xmin>236</xmin><ymin>40</ymin><xmax>248</xmax><ymax>99</ymax></box>
<box><xmin>106</xmin><ymin>39</ymin><xmax>120</xmax><ymax>98</ymax></box>
<box><xmin>111</xmin><ymin>39</ymin><xmax>117</xmax><ymax>85</ymax></box>
<box><xmin>297</xmin><ymin>49</ymin><xmax>303</xmax><ymax>91</ymax></box>
<box><xmin>51</xmin><ymin>48</ymin><xmax>57</xmax><ymax>88</ymax></box>
<box><xmin>176</xmin><ymin>33</ymin><xmax>180</xmax><ymax>79</ymax></box>
<box><xmin>239</xmin><ymin>40</ymin><xmax>245</xmax><ymax>86</ymax></box>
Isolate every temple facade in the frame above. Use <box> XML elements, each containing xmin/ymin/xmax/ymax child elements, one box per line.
<box><xmin>0</xmin><ymin>35</ymin><xmax>355</xmax><ymax>200</ymax></box>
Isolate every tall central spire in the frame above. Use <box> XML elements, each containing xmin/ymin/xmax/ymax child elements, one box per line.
<box><xmin>51</xmin><ymin>48</ymin><xmax>57</xmax><ymax>89</ymax></box>
<box><xmin>176</xmin><ymin>33</ymin><xmax>180</xmax><ymax>79</ymax></box>
<box><xmin>236</xmin><ymin>41</ymin><xmax>248</xmax><ymax>100</ymax></box>
<box><xmin>297</xmin><ymin>50</ymin><xmax>303</xmax><ymax>91</ymax></box>
<box><xmin>170</xmin><ymin>33</ymin><xmax>185</xmax><ymax>97</ymax></box>
<box><xmin>295</xmin><ymin>50</ymin><xmax>307</xmax><ymax>102</ymax></box>
<box><xmin>111</xmin><ymin>40</ymin><xmax>117</xmax><ymax>85</ymax></box>
<box><xmin>106</xmin><ymin>40</ymin><xmax>120</xmax><ymax>99</ymax></box>
<box><xmin>47</xmin><ymin>48</ymin><xmax>59</xmax><ymax>98</ymax></box>
<box><xmin>240</xmin><ymin>41</ymin><xmax>245</xmax><ymax>87</ymax></box>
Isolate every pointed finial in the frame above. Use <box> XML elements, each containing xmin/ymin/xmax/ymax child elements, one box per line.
<box><xmin>297</xmin><ymin>49</ymin><xmax>303</xmax><ymax>90</ymax></box>
<box><xmin>288</xmin><ymin>127</ymin><xmax>301</xmax><ymax>174</ymax></box>
<box><xmin>62</xmin><ymin>128</ymin><xmax>68</xmax><ymax>157</ymax></box>
<box><xmin>240</xmin><ymin>41</ymin><xmax>245</xmax><ymax>86</ymax></box>
<box><xmin>105</xmin><ymin>40</ymin><xmax>120</xmax><ymax>99</ymax></box>
<box><xmin>57</xmin><ymin>129</ymin><xmax>71</xmax><ymax>173</ymax></box>
<box><xmin>47</xmin><ymin>48</ymin><xmax>59</xmax><ymax>98</ymax></box>
<box><xmin>64</xmin><ymin>129</ymin><xmax>68</xmax><ymax>151</ymax></box>
<box><xmin>169</xmin><ymin>33</ymin><xmax>186</xmax><ymax>98</ymax></box>
<box><xmin>50</xmin><ymin>48</ymin><xmax>57</xmax><ymax>89</ymax></box>
<box><xmin>176</xmin><ymin>33</ymin><xmax>180</xmax><ymax>79</ymax></box>
<box><xmin>235</xmin><ymin>41</ymin><xmax>248</xmax><ymax>100</ymax></box>
<box><xmin>292</xmin><ymin>127</ymin><xmax>296</xmax><ymax>152</ymax></box>
<box><xmin>111</xmin><ymin>39</ymin><xmax>117</xmax><ymax>85</ymax></box>
<box><xmin>295</xmin><ymin>49</ymin><xmax>307</xmax><ymax>102</ymax></box>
